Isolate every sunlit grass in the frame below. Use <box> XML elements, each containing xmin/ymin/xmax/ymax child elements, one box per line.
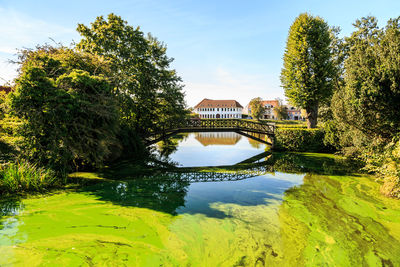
<box><xmin>0</xmin><ymin>161</ymin><xmax>60</xmax><ymax>194</ymax></box>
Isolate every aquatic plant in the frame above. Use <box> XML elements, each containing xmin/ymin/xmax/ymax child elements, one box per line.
<box><xmin>0</xmin><ymin>161</ymin><xmax>60</xmax><ymax>194</ymax></box>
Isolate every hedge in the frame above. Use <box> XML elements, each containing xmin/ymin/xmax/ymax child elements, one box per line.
<box><xmin>274</xmin><ymin>128</ymin><xmax>328</xmax><ymax>152</ymax></box>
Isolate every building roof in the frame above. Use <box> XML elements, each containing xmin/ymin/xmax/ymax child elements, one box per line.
<box><xmin>0</xmin><ymin>86</ymin><xmax>12</xmax><ymax>94</ymax></box>
<box><xmin>195</xmin><ymin>132</ymin><xmax>241</xmax><ymax>146</ymax></box>
<box><xmin>194</xmin><ymin>98</ymin><xmax>243</xmax><ymax>109</ymax></box>
<box><xmin>260</xmin><ymin>100</ymin><xmax>279</xmax><ymax>107</ymax></box>
<box><xmin>245</xmin><ymin>99</ymin><xmax>279</xmax><ymax>110</ymax></box>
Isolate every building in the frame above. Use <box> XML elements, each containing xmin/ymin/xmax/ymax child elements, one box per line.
<box><xmin>244</xmin><ymin>100</ymin><xmax>279</xmax><ymax>119</ymax></box>
<box><xmin>195</xmin><ymin>132</ymin><xmax>241</xmax><ymax>146</ymax></box>
<box><xmin>194</xmin><ymin>99</ymin><xmax>243</xmax><ymax>119</ymax></box>
<box><xmin>286</xmin><ymin>105</ymin><xmax>303</xmax><ymax>120</ymax></box>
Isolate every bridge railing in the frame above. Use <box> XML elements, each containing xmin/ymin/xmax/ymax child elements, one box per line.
<box><xmin>148</xmin><ymin>119</ymin><xmax>275</xmax><ymax>141</ymax></box>
<box><xmin>179</xmin><ymin>119</ymin><xmax>275</xmax><ymax>135</ymax></box>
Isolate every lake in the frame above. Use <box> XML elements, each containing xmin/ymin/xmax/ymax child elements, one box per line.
<box><xmin>1</xmin><ymin>132</ymin><xmax>399</xmax><ymax>266</ymax></box>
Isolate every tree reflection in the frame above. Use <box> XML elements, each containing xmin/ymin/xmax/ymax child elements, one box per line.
<box><xmin>78</xmin><ymin>175</ymin><xmax>190</xmax><ymax>215</ymax></box>
<box><xmin>155</xmin><ymin>133</ymin><xmax>189</xmax><ymax>160</ymax></box>
<box><xmin>268</xmin><ymin>152</ymin><xmax>361</xmax><ymax>176</ymax></box>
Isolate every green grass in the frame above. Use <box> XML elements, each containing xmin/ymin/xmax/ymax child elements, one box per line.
<box><xmin>0</xmin><ymin>161</ymin><xmax>61</xmax><ymax>194</ymax></box>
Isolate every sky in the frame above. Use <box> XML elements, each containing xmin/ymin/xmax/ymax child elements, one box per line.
<box><xmin>1</xmin><ymin>0</ymin><xmax>400</xmax><ymax>107</ymax></box>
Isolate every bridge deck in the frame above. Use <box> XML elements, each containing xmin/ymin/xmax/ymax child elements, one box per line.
<box><xmin>146</xmin><ymin>119</ymin><xmax>275</xmax><ymax>146</ymax></box>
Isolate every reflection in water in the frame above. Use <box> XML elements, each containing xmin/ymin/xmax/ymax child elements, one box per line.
<box><xmin>80</xmin><ymin>177</ymin><xmax>190</xmax><ymax>216</ymax></box>
<box><xmin>1</xmin><ymin>150</ymin><xmax>400</xmax><ymax>265</ymax></box>
<box><xmin>155</xmin><ymin>133</ymin><xmax>189</xmax><ymax>160</ymax></box>
<box><xmin>155</xmin><ymin>132</ymin><xmax>267</xmax><ymax>167</ymax></box>
<box><xmin>194</xmin><ymin>132</ymin><xmax>241</xmax><ymax>146</ymax></box>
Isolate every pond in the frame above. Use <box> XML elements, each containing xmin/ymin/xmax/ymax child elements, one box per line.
<box><xmin>1</xmin><ymin>132</ymin><xmax>400</xmax><ymax>266</ymax></box>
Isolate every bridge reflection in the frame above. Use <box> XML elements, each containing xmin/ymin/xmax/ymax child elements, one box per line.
<box><xmin>194</xmin><ymin>132</ymin><xmax>242</xmax><ymax>146</ymax></box>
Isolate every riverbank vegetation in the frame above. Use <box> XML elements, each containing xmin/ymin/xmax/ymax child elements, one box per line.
<box><xmin>282</xmin><ymin>14</ymin><xmax>400</xmax><ymax>197</ymax></box>
<box><xmin>0</xmin><ymin>161</ymin><xmax>60</xmax><ymax>194</ymax></box>
<box><xmin>0</xmin><ymin>14</ymin><xmax>187</xmax><ymax>194</ymax></box>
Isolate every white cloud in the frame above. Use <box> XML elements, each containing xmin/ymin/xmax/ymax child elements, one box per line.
<box><xmin>0</xmin><ymin>7</ymin><xmax>76</xmax><ymax>83</ymax></box>
<box><xmin>184</xmin><ymin>67</ymin><xmax>284</xmax><ymax>107</ymax></box>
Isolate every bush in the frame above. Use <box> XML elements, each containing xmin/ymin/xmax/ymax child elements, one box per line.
<box><xmin>274</xmin><ymin>128</ymin><xmax>329</xmax><ymax>152</ymax></box>
<box><xmin>0</xmin><ymin>161</ymin><xmax>61</xmax><ymax>194</ymax></box>
<box><xmin>362</xmin><ymin>137</ymin><xmax>400</xmax><ymax>198</ymax></box>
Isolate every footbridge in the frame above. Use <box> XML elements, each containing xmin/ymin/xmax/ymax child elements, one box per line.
<box><xmin>146</xmin><ymin>119</ymin><xmax>275</xmax><ymax>146</ymax></box>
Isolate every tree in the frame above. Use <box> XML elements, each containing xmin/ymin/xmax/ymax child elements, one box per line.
<box><xmin>249</xmin><ymin>97</ymin><xmax>265</xmax><ymax>120</ymax></box>
<box><xmin>281</xmin><ymin>13</ymin><xmax>334</xmax><ymax>128</ymax></box>
<box><xmin>332</xmin><ymin>16</ymin><xmax>400</xmax><ymax>141</ymax></box>
<box><xmin>273</xmin><ymin>98</ymin><xmax>288</xmax><ymax>120</ymax></box>
<box><xmin>76</xmin><ymin>14</ymin><xmax>187</xmax><ymax>136</ymax></box>
<box><xmin>11</xmin><ymin>46</ymin><xmax>119</xmax><ymax>173</ymax></box>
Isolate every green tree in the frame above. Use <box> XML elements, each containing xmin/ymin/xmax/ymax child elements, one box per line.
<box><xmin>76</xmin><ymin>14</ymin><xmax>187</xmax><ymax>136</ymax></box>
<box><xmin>281</xmin><ymin>13</ymin><xmax>334</xmax><ymax>128</ymax></box>
<box><xmin>249</xmin><ymin>97</ymin><xmax>265</xmax><ymax>120</ymax></box>
<box><xmin>11</xmin><ymin>46</ymin><xmax>119</xmax><ymax>173</ymax></box>
<box><xmin>332</xmin><ymin>16</ymin><xmax>400</xmax><ymax>141</ymax></box>
<box><xmin>273</xmin><ymin>98</ymin><xmax>288</xmax><ymax>120</ymax></box>
<box><xmin>329</xmin><ymin>16</ymin><xmax>400</xmax><ymax>197</ymax></box>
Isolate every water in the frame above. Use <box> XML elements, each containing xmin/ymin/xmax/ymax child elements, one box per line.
<box><xmin>1</xmin><ymin>132</ymin><xmax>400</xmax><ymax>266</ymax></box>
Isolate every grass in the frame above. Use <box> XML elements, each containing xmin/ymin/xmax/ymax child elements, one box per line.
<box><xmin>0</xmin><ymin>161</ymin><xmax>61</xmax><ymax>194</ymax></box>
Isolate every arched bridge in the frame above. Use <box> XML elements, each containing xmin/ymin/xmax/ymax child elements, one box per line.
<box><xmin>146</xmin><ymin>119</ymin><xmax>275</xmax><ymax>146</ymax></box>
<box><xmin>140</xmin><ymin>162</ymin><xmax>275</xmax><ymax>183</ymax></box>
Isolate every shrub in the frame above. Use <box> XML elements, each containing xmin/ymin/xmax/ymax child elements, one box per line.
<box><xmin>0</xmin><ymin>161</ymin><xmax>61</xmax><ymax>194</ymax></box>
<box><xmin>274</xmin><ymin>128</ymin><xmax>329</xmax><ymax>152</ymax></box>
<box><xmin>362</xmin><ymin>137</ymin><xmax>400</xmax><ymax>198</ymax></box>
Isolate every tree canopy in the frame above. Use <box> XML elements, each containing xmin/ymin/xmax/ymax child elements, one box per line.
<box><xmin>76</xmin><ymin>14</ymin><xmax>187</xmax><ymax>136</ymax></box>
<box><xmin>11</xmin><ymin>46</ymin><xmax>119</xmax><ymax>173</ymax></box>
<box><xmin>281</xmin><ymin>13</ymin><xmax>334</xmax><ymax>128</ymax></box>
<box><xmin>249</xmin><ymin>97</ymin><xmax>265</xmax><ymax>120</ymax></box>
<box><xmin>332</xmin><ymin>16</ymin><xmax>400</xmax><ymax>142</ymax></box>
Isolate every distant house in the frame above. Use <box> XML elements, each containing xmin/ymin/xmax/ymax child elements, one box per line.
<box><xmin>0</xmin><ymin>86</ymin><xmax>12</xmax><ymax>94</ymax></box>
<box><xmin>244</xmin><ymin>100</ymin><xmax>279</xmax><ymax>119</ymax></box>
<box><xmin>193</xmin><ymin>98</ymin><xmax>243</xmax><ymax>119</ymax></box>
<box><xmin>285</xmin><ymin>105</ymin><xmax>303</xmax><ymax>120</ymax></box>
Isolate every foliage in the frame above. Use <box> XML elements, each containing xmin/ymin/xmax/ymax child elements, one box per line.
<box><xmin>331</xmin><ymin>16</ymin><xmax>400</xmax><ymax>142</ymax></box>
<box><xmin>0</xmin><ymin>161</ymin><xmax>60</xmax><ymax>194</ymax></box>
<box><xmin>248</xmin><ymin>97</ymin><xmax>265</xmax><ymax>120</ymax></box>
<box><xmin>326</xmin><ymin>16</ymin><xmax>400</xmax><ymax>197</ymax></box>
<box><xmin>10</xmin><ymin>46</ymin><xmax>119</xmax><ymax>173</ymax></box>
<box><xmin>281</xmin><ymin>13</ymin><xmax>335</xmax><ymax>128</ymax></box>
<box><xmin>362</xmin><ymin>137</ymin><xmax>400</xmax><ymax>198</ymax></box>
<box><xmin>273</xmin><ymin>100</ymin><xmax>288</xmax><ymax>120</ymax></box>
<box><xmin>274</xmin><ymin>128</ymin><xmax>329</xmax><ymax>152</ymax></box>
<box><xmin>76</xmin><ymin>13</ymin><xmax>187</xmax><ymax>136</ymax></box>
<box><xmin>0</xmin><ymin>91</ymin><xmax>6</xmax><ymax>120</ymax></box>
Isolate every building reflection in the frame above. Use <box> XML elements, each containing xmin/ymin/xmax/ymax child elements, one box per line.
<box><xmin>194</xmin><ymin>132</ymin><xmax>242</xmax><ymax>146</ymax></box>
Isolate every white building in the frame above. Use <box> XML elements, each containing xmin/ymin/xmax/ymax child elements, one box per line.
<box><xmin>194</xmin><ymin>99</ymin><xmax>243</xmax><ymax>119</ymax></box>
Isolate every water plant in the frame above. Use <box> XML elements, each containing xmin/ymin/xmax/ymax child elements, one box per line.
<box><xmin>0</xmin><ymin>161</ymin><xmax>60</xmax><ymax>194</ymax></box>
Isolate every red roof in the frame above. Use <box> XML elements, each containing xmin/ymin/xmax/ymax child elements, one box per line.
<box><xmin>260</xmin><ymin>100</ymin><xmax>279</xmax><ymax>107</ymax></box>
<box><xmin>194</xmin><ymin>98</ymin><xmax>243</xmax><ymax>109</ymax></box>
<box><xmin>245</xmin><ymin>99</ymin><xmax>279</xmax><ymax>109</ymax></box>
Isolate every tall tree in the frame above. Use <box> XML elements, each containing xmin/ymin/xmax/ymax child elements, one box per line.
<box><xmin>281</xmin><ymin>13</ymin><xmax>334</xmax><ymax>128</ymax></box>
<box><xmin>332</xmin><ymin>16</ymin><xmax>400</xmax><ymax>141</ymax></box>
<box><xmin>76</xmin><ymin>14</ymin><xmax>187</xmax><ymax>136</ymax></box>
<box><xmin>249</xmin><ymin>97</ymin><xmax>265</xmax><ymax>120</ymax></box>
<box><xmin>10</xmin><ymin>46</ymin><xmax>119</xmax><ymax>173</ymax></box>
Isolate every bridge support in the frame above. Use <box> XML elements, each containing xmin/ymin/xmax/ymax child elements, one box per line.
<box><xmin>235</xmin><ymin>130</ymin><xmax>273</xmax><ymax>146</ymax></box>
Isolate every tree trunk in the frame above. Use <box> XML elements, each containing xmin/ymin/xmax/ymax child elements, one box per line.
<box><xmin>306</xmin><ymin>103</ymin><xmax>318</xmax><ymax>129</ymax></box>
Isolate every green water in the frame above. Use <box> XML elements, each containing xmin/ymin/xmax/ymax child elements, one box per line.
<box><xmin>1</xmin><ymin>132</ymin><xmax>400</xmax><ymax>266</ymax></box>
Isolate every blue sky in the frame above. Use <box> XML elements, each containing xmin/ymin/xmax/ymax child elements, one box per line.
<box><xmin>1</xmin><ymin>0</ymin><xmax>399</xmax><ymax>107</ymax></box>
